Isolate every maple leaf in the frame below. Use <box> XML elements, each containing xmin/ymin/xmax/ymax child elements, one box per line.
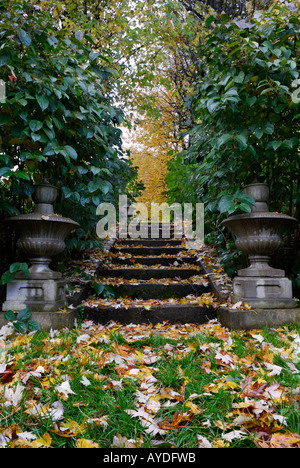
<box><xmin>160</xmin><ymin>387</ymin><xmax>184</xmax><ymax>401</ymax></box>
<box><xmin>158</xmin><ymin>410</ymin><xmax>194</xmax><ymax>431</ymax></box>
<box><xmin>80</xmin><ymin>375</ymin><xmax>92</xmax><ymax>386</ymax></box>
<box><xmin>185</xmin><ymin>401</ymin><xmax>203</xmax><ymax>414</ymax></box>
<box><xmin>22</xmin><ymin>365</ymin><xmax>46</xmax><ymax>384</ymax></box>
<box><xmin>31</xmin><ymin>433</ymin><xmax>52</xmax><ymax>448</ymax></box>
<box><xmin>264</xmin><ymin>383</ymin><xmax>285</xmax><ymax>401</ymax></box>
<box><xmin>4</xmin><ymin>382</ymin><xmax>24</xmax><ymax>407</ymax></box>
<box><xmin>76</xmin><ymin>334</ymin><xmax>91</xmax><ymax>344</ymax></box>
<box><xmin>222</xmin><ymin>430</ymin><xmax>247</xmax><ymax>442</ymax></box>
<box><xmin>16</xmin><ymin>431</ymin><xmax>37</xmax><ymax>441</ymax></box>
<box><xmin>255</xmin><ymin>432</ymin><xmax>300</xmax><ymax>448</ymax></box>
<box><xmin>55</xmin><ymin>380</ymin><xmax>76</xmax><ymax>399</ymax></box>
<box><xmin>197</xmin><ymin>435</ymin><xmax>213</xmax><ymax>448</ymax></box>
<box><xmin>53</xmin><ymin>419</ymin><xmax>84</xmax><ymax>438</ymax></box>
<box><xmin>111</xmin><ymin>434</ymin><xmax>143</xmax><ymax>448</ymax></box>
<box><xmin>76</xmin><ymin>438</ymin><xmax>99</xmax><ymax>448</ymax></box>
<box><xmin>263</xmin><ymin>362</ymin><xmax>282</xmax><ymax>377</ymax></box>
<box><xmin>47</xmin><ymin>401</ymin><xmax>65</xmax><ymax>421</ymax></box>
<box><xmin>215</xmin><ymin>351</ymin><xmax>233</xmax><ymax>365</ymax></box>
<box><xmin>86</xmin><ymin>415</ymin><xmax>109</xmax><ymax>429</ymax></box>
<box><xmin>126</xmin><ymin>407</ymin><xmax>166</xmax><ymax>436</ymax></box>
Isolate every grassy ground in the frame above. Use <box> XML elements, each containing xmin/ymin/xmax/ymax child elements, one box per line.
<box><xmin>0</xmin><ymin>316</ymin><xmax>300</xmax><ymax>448</ymax></box>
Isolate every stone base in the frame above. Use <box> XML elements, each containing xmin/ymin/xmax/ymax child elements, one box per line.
<box><xmin>219</xmin><ymin>306</ymin><xmax>300</xmax><ymax>330</ymax></box>
<box><xmin>232</xmin><ymin>276</ymin><xmax>296</xmax><ymax>309</ymax></box>
<box><xmin>2</xmin><ymin>278</ymin><xmax>66</xmax><ymax>312</ymax></box>
<box><xmin>0</xmin><ymin>307</ymin><xmax>79</xmax><ymax>330</ymax></box>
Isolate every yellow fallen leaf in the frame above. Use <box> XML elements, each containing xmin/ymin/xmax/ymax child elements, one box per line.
<box><xmin>76</xmin><ymin>438</ymin><xmax>99</xmax><ymax>448</ymax></box>
<box><xmin>53</xmin><ymin>419</ymin><xmax>84</xmax><ymax>437</ymax></box>
<box><xmin>32</xmin><ymin>433</ymin><xmax>52</xmax><ymax>448</ymax></box>
<box><xmin>185</xmin><ymin>401</ymin><xmax>203</xmax><ymax>414</ymax></box>
<box><xmin>214</xmin><ymin>439</ymin><xmax>229</xmax><ymax>448</ymax></box>
<box><xmin>222</xmin><ymin>380</ymin><xmax>239</xmax><ymax>391</ymax></box>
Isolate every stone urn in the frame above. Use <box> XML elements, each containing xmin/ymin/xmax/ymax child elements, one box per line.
<box><xmin>221</xmin><ymin>182</ymin><xmax>298</xmax><ymax>308</ymax></box>
<box><xmin>3</xmin><ymin>181</ymin><xmax>79</xmax><ymax>314</ymax></box>
<box><xmin>6</xmin><ymin>180</ymin><xmax>79</xmax><ymax>280</ymax></box>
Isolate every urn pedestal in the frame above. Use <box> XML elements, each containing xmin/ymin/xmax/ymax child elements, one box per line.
<box><xmin>222</xmin><ymin>211</ymin><xmax>297</xmax><ymax>309</ymax></box>
<box><xmin>1</xmin><ymin>181</ymin><xmax>79</xmax><ymax>329</ymax></box>
<box><xmin>219</xmin><ymin>182</ymin><xmax>300</xmax><ymax>329</ymax></box>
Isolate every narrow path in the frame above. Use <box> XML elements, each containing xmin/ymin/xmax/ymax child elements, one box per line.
<box><xmin>84</xmin><ymin>223</ymin><xmax>217</xmax><ymax>324</ymax></box>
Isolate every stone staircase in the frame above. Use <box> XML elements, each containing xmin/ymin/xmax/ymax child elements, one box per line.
<box><xmin>84</xmin><ymin>223</ymin><xmax>217</xmax><ymax>324</ymax></box>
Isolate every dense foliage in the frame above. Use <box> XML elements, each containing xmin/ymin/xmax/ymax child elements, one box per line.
<box><xmin>166</xmin><ymin>2</ymin><xmax>299</xmax><ymax>276</ymax></box>
<box><xmin>0</xmin><ymin>0</ymin><xmax>299</xmax><ymax>286</ymax></box>
<box><xmin>0</xmin><ymin>0</ymin><xmax>139</xmax><ymax>283</ymax></box>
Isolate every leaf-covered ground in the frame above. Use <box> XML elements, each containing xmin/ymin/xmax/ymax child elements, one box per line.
<box><xmin>1</xmin><ymin>317</ymin><xmax>300</xmax><ymax>448</ymax></box>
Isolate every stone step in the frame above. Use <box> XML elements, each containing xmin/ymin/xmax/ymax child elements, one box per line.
<box><xmin>108</xmin><ymin>255</ymin><xmax>197</xmax><ymax>266</ymax></box>
<box><xmin>83</xmin><ymin>233</ymin><xmax>213</xmax><ymax>325</ymax></box>
<box><xmin>96</xmin><ymin>267</ymin><xmax>200</xmax><ymax>280</ymax></box>
<box><xmin>118</xmin><ymin>224</ymin><xmax>180</xmax><ymax>239</ymax></box>
<box><xmin>110</xmin><ymin>246</ymin><xmax>185</xmax><ymax>256</ymax></box>
<box><xmin>116</xmin><ymin>238</ymin><xmax>183</xmax><ymax>246</ymax></box>
<box><xmin>84</xmin><ymin>303</ymin><xmax>217</xmax><ymax>325</ymax></box>
<box><xmin>100</xmin><ymin>281</ymin><xmax>210</xmax><ymax>300</ymax></box>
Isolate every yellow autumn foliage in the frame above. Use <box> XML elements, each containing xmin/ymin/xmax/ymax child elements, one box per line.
<box><xmin>128</xmin><ymin>85</ymin><xmax>186</xmax><ymax>207</ymax></box>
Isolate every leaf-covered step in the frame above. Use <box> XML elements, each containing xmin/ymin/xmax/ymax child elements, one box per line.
<box><xmin>108</xmin><ymin>255</ymin><xmax>197</xmax><ymax>266</ymax></box>
<box><xmin>96</xmin><ymin>267</ymin><xmax>200</xmax><ymax>280</ymax></box>
<box><xmin>110</xmin><ymin>246</ymin><xmax>185</xmax><ymax>256</ymax></box>
<box><xmin>116</xmin><ymin>238</ymin><xmax>183</xmax><ymax>246</ymax></box>
<box><xmin>84</xmin><ymin>303</ymin><xmax>217</xmax><ymax>325</ymax></box>
<box><xmin>98</xmin><ymin>280</ymin><xmax>210</xmax><ymax>300</ymax></box>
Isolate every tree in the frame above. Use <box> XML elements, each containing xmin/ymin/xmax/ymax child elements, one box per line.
<box><xmin>166</xmin><ymin>1</ymin><xmax>299</xmax><ymax>275</ymax></box>
<box><xmin>0</xmin><ymin>0</ymin><xmax>137</xmax><ymax>277</ymax></box>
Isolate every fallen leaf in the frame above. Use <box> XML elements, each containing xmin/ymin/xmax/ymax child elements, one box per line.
<box><xmin>76</xmin><ymin>438</ymin><xmax>99</xmax><ymax>448</ymax></box>
<box><xmin>197</xmin><ymin>435</ymin><xmax>213</xmax><ymax>448</ymax></box>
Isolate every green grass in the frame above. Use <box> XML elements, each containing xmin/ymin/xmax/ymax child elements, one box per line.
<box><xmin>0</xmin><ymin>320</ymin><xmax>299</xmax><ymax>448</ymax></box>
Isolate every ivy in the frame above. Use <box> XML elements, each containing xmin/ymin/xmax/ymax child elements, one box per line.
<box><xmin>179</xmin><ymin>3</ymin><xmax>299</xmax><ymax>221</ymax></box>
<box><xmin>0</xmin><ymin>0</ymin><xmax>139</xmax><ymax>264</ymax></box>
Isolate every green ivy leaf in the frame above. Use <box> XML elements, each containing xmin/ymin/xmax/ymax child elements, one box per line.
<box><xmin>18</xmin><ymin>28</ymin><xmax>32</xmax><ymax>46</ymax></box>
<box><xmin>36</xmin><ymin>94</ymin><xmax>49</xmax><ymax>111</ymax></box>
<box><xmin>207</xmin><ymin>98</ymin><xmax>220</xmax><ymax>113</ymax></box>
<box><xmin>64</xmin><ymin>145</ymin><xmax>78</xmax><ymax>160</ymax></box>
<box><xmin>92</xmin><ymin>282</ymin><xmax>104</xmax><ymax>295</ymax></box>
<box><xmin>29</xmin><ymin>120</ymin><xmax>43</xmax><ymax>132</ymax></box>
<box><xmin>235</xmin><ymin>133</ymin><xmax>247</xmax><ymax>148</ymax></box>
<box><xmin>15</xmin><ymin>170</ymin><xmax>30</xmax><ymax>180</ymax></box>
<box><xmin>27</xmin><ymin>320</ymin><xmax>41</xmax><ymax>331</ymax></box>
<box><xmin>264</xmin><ymin>122</ymin><xmax>274</xmax><ymax>135</ymax></box>
<box><xmin>88</xmin><ymin>180</ymin><xmax>99</xmax><ymax>193</ymax></box>
<box><xmin>4</xmin><ymin>310</ymin><xmax>16</xmax><ymax>322</ymax></box>
<box><xmin>9</xmin><ymin>263</ymin><xmax>30</xmax><ymax>276</ymax></box>
<box><xmin>99</xmin><ymin>180</ymin><xmax>112</xmax><ymax>195</ymax></box>
<box><xmin>217</xmin><ymin>133</ymin><xmax>232</xmax><ymax>148</ymax></box>
<box><xmin>239</xmin><ymin>202</ymin><xmax>252</xmax><ymax>213</ymax></box>
<box><xmin>0</xmin><ymin>54</ymin><xmax>10</xmax><ymax>67</ymax></box>
<box><xmin>218</xmin><ymin>194</ymin><xmax>236</xmax><ymax>214</ymax></box>
<box><xmin>13</xmin><ymin>321</ymin><xmax>27</xmax><ymax>334</ymax></box>
<box><xmin>254</xmin><ymin>127</ymin><xmax>263</xmax><ymax>139</ymax></box>
<box><xmin>17</xmin><ymin>308</ymin><xmax>31</xmax><ymax>322</ymax></box>
<box><xmin>0</xmin><ymin>114</ymin><xmax>11</xmax><ymax>126</ymax></box>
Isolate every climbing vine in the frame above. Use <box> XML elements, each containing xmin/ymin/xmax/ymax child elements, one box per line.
<box><xmin>0</xmin><ymin>0</ymin><xmax>139</xmax><ymax>278</ymax></box>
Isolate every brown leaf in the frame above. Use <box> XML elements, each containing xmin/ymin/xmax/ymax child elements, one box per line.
<box><xmin>255</xmin><ymin>432</ymin><xmax>300</xmax><ymax>448</ymax></box>
<box><xmin>8</xmin><ymin>70</ymin><xmax>17</xmax><ymax>84</ymax></box>
<box><xmin>0</xmin><ymin>367</ymin><xmax>15</xmax><ymax>384</ymax></box>
<box><xmin>158</xmin><ymin>410</ymin><xmax>194</xmax><ymax>430</ymax></box>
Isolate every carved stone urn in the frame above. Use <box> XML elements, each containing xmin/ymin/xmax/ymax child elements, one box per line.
<box><xmin>3</xmin><ymin>181</ymin><xmax>79</xmax><ymax>314</ymax></box>
<box><xmin>221</xmin><ymin>181</ymin><xmax>298</xmax><ymax>308</ymax></box>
